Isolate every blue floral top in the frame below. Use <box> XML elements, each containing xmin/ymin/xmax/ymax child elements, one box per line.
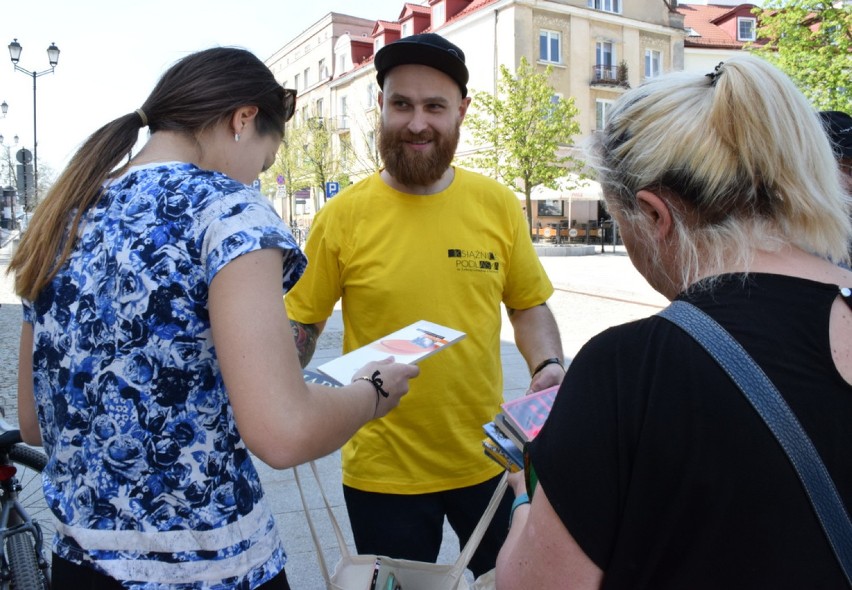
<box><xmin>22</xmin><ymin>162</ymin><xmax>307</xmax><ymax>589</ymax></box>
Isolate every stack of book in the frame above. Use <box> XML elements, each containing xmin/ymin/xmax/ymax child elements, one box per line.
<box><xmin>482</xmin><ymin>384</ymin><xmax>559</xmax><ymax>472</ymax></box>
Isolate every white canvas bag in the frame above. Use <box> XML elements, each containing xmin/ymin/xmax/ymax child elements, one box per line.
<box><xmin>294</xmin><ymin>460</ymin><xmax>507</xmax><ymax>590</ymax></box>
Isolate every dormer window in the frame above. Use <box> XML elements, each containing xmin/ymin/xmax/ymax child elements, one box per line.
<box><xmin>737</xmin><ymin>17</ymin><xmax>756</xmax><ymax>41</ymax></box>
<box><xmin>433</xmin><ymin>2</ymin><xmax>446</xmax><ymax>28</ymax></box>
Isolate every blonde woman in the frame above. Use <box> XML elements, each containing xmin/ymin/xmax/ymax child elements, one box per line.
<box><xmin>497</xmin><ymin>55</ymin><xmax>852</xmax><ymax>588</ymax></box>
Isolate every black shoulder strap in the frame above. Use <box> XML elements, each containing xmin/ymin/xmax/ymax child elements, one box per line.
<box><xmin>659</xmin><ymin>301</ymin><xmax>852</xmax><ymax>587</ymax></box>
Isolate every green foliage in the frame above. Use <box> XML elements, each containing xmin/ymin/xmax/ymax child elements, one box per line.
<box><xmin>262</xmin><ymin>118</ymin><xmax>351</xmax><ymax>218</ymax></box>
<box><xmin>464</xmin><ymin>57</ymin><xmax>583</xmax><ymax>233</ymax></box>
<box><xmin>752</xmin><ymin>0</ymin><xmax>851</xmax><ymax>112</ymax></box>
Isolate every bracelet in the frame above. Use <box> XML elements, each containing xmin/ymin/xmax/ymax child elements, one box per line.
<box><xmin>509</xmin><ymin>492</ymin><xmax>530</xmax><ymax>527</ymax></box>
<box><xmin>353</xmin><ymin>370</ymin><xmax>389</xmax><ymax>417</ymax></box>
<box><xmin>531</xmin><ymin>357</ymin><xmax>564</xmax><ymax>377</ymax></box>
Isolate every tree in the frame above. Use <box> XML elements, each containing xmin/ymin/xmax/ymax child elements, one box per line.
<box><xmin>348</xmin><ymin>107</ymin><xmax>383</xmax><ymax>177</ymax></box>
<box><xmin>464</xmin><ymin>57</ymin><xmax>584</xmax><ymax>235</ymax></box>
<box><xmin>752</xmin><ymin>0</ymin><xmax>851</xmax><ymax>112</ymax></box>
<box><xmin>261</xmin><ymin>125</ymin><xmax>305</xmax><ymax>224</ymax></box>
<box><xmin>300</xmin><ymin>117</ymin><xmax>350</xmax><ymax>210</ymax></box>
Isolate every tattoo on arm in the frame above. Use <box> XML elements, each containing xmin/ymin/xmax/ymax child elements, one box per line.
<box><xmin>290</xmin><ymin>320</ymin><xmax>321</xmax><ymax>368</ymax></box>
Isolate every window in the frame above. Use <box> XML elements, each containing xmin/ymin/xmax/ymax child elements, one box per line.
<box><xmin>366</xmin><ymin>83</ymin><xmax>377</xmax><ymax>108</ymax></box>
<box><xmin>402</xmin><ymin>21</ymin><xmax>413</xmax><ymax>37</ymax></box>
<box><xmin>303</xmin><ymin>67</ymin><xmax>310</xmax><ymax>88</ymax></box>
<box><xmin>374</xmin><ymin>38</ymin><xmax>384</xmax><ymax>52</ymax></box>
<box><xmin>340</xmin><ymin>96</ymin><xmax>349</xmax><ymax>129</ymax></box>
<box><xmin>588</xmin><ymin>0</ymin><xmax>621</xmax><ymax>14</ymax></box>
<box><xmin>337</xmin><ymin>52</ymin><xmax>346</xmax><ymax>74</ymax></box>
<box><xmin>539</xmin><ymin>30</ymin><xmax>562</xmax><ymax>64</ymax></box>
<box><xmin>737</xmin><ymin>17</ymin><xmax>756</xmax><ymax>41</ymax></box>
<box><xmin>315</xmin><ymin>98</ymin><xmax>324</xmax><ymax>119</ymax></box>
<box><xmin>294</xmin><ymin>73</ymin><xmax>300</xmax><ymax>91</ymax></box>
<box><xmin>340</xmin><ymin>134</ymin><xmax>353</xmax><ymax>165</ymax></box>
<box><xmin>596</xmin><ymin>99</ymin><xmax>614</xmax><ymax>131</ymax></box>
<box><xmin>318</xmin><ymin>58</ymin><xmax>327</xmax><ymax>79</ymax></box>
<box><xmin>644</xmin><ymin>49</ymin><xmax>661</xmax><ymax>79</ymax></box>
<box><xmin>433</xmin><ymin>2</ymin><xmax>445</xmax><ymax>28</ymax></box>
<box><xmin>596</xmin><ymin>42</ymin><xmax>614</xmax><ymax>67</ymax></box>
<box><xmin>594</xmin><ymin>42</ymin><xmax>616</xmax><ymax>81</ymax></box>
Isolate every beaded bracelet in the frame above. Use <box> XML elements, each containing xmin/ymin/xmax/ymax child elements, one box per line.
<box><xmin>353</xmin><ymin>370</ymin><xmax>389</xmax><ymax>417</ymax></box>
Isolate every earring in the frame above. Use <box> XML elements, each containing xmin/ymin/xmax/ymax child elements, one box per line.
<box><xmin>234</xmin><ymin>133</ymin><xmax>240</xmax><ymax>142</ymax></box>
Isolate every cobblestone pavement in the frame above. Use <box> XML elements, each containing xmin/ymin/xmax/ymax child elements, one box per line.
<box><xmin>0</xmin><ymin>236</ymin><xmax>667</xmax><ymax>588</ymax></box>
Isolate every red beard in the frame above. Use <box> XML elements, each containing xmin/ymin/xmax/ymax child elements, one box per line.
<box><xmin>378</xmin><ymin>121</ymin><xmax>461</xmax><ymax>187</ymax></box>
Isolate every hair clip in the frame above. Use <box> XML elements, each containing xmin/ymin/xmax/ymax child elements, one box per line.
<box><xmin>705</xmin><ymin>61</ymin><xmax>724</xmax><ymax>86</ymax></box>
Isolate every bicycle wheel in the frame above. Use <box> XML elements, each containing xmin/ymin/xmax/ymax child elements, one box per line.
<box><xmin>7</xmin><ymin>446</ymin><xmax>54</xmax><ymax>552</ymax></box>
<box><xmin>6</xmin><ymin>531</ymin><xmax>48</xmax><ymax>590</ymax></box>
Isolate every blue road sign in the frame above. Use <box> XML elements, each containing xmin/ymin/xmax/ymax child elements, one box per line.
<box><xmin>325</xmin><ymin>181</ymin><xmax>340</xmax><ymax>198</ymax></box>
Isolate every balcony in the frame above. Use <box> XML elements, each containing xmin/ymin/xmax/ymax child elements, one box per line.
<box><xmin>591</xmin><ymin>64</ymin><xmax>629</xmax><ymax>88</ymax></box>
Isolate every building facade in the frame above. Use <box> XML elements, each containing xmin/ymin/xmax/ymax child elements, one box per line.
<box><xmin>265</xmin><ymin>0</ymin><xmax>686</xmax><ymax>225</ymax></box>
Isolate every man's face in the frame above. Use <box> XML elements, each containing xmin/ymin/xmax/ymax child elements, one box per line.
<box><xmin>378</xmin><ymin>64</ymin><xmax>471</xmax><ymax>188</ymax></box>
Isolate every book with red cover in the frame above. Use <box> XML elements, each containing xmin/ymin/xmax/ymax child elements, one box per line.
<box><xmin>498</xmin><ymin>384</ymin><xmax>559</xmax><ymax>444</ymax></box>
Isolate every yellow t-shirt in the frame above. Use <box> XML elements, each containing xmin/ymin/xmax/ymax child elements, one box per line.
<box><xmin>285</xmin><ymin>168</ymin><xmax>554</xmax><ymax>493</ymax></box>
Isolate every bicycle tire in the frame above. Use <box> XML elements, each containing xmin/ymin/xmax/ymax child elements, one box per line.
<box><xmin>7</xmin><ymin>447</ymin><xmax>46</xmax><ymax>472</ymax></box>
<box><xmin>6</xmin><ymin>446</ymin><xmax>54</xmax><ymax>554</ymax></box>
<box><xmin>6</xmin><ymin>532</ymin><xmax>48</xmax><ymax>590</ymax></box>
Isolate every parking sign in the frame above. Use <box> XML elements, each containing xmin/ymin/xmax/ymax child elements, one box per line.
<box><xmin>325</xmin><ymin>181</ymin><xmax>340</xmax><ymax>198</ymax></box>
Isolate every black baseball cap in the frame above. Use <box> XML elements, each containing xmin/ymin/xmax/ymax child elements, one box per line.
<box><xmin>374</xmin><ymin>33</ymin><xmax>469</xmax><ymax>98</ymax></box>
<box><xmin>818</xmin><ymin>110</ymin><xmax>852</xmax><ymax>159</ymax></box>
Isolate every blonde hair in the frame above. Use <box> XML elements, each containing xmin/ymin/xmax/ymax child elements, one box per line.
<box><xmin>593</xmin><ymin>54</ymin><xmax>851</xmax><ymax>292</ymax></box>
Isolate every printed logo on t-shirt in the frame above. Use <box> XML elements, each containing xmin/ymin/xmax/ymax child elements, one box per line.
<box><xmin>447</xmin><ymin>249</ymin><xmax>500</xmax><ymax>273</ymax></box>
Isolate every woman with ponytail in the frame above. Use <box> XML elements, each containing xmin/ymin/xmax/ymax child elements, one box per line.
<box><xmin>496</xmin><ymin>54</ymin><xmax>852</xmax><ymax>589</ymax></box>
<box><xmin>9</xmin><ymin>47</ymin><xmax>417</xmax><ymax>589</ymax></box>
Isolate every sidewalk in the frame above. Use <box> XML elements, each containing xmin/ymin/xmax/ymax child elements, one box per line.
<box><xmin>0</xmin><ymin>242</ymin><xmax>664</xmax><ymax>588</ymax></box>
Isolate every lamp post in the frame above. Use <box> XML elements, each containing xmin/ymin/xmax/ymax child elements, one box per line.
<box><xmin>8</xmin><ymin>38</ymin><xmax>60</xmax><ymax>211</ymax></box>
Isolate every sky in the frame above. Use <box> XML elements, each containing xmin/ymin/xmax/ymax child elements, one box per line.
<box><xmin>0</xmin><ymin>0</ymin><xmax>412</xmax><ymax>173</ymax></box>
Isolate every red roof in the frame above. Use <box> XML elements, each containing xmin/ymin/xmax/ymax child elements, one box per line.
<box><xmin>677</xmin><ymin>3</ymin><xmax>768</xmax><ymax>49</ymax></box>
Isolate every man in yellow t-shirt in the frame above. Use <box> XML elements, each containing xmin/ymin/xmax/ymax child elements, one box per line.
<box><xmin>285</xmin><ymin>33</ymin><xmax>564</xmax><ymax>577</ymax></box>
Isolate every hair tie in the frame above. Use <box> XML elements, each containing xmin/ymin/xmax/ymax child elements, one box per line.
<box><xmin>135</xmin><ymin>108</ymin><xmax>148</xmax><ymax>127</ymax></box>
<box><xmin>705</xmin><ymin>62</ymin><xmax>724</xmax><ymax>87</ymax></box>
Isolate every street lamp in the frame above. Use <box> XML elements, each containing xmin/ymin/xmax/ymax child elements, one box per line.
<box><xmin>0</xmin><ymin>101</ymin><xmax>7</xmax><ymax>117</ymax></box>
<box><xmin>8</xmin><ymin>38</ymin><xmax>60</xmax><ymax>210</ymax></box>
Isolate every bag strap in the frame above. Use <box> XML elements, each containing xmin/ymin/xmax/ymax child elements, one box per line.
<box><xmin>294</xmin><ymin>460</ymin><xmax>508</xmax><ymax>584</ymax></box>
<box><xmin>659</xmin><ymin>300</ymin><xmax>852</xmax><ymax>586</ymax></box>
<box><xmin>293</xmin><ymin>460</ymin><xmax>351</xmax><ymax>587</ymax></box>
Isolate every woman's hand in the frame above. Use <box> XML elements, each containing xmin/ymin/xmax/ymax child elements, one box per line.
<box><xmin>507</xmin><ymin>469</ymin><xmax>527</xmax><ymax>497</ymax></box>
<box><xmin>351</xmin><ymin>357</ymin><xmax>419</xmax><ymax>419</ymax></box>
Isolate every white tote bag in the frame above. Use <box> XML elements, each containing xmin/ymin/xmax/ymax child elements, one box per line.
<box><xmin>294</xmin><ymin>461</ymin><xmax>507</xmax><ymax>590</ymax></box>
